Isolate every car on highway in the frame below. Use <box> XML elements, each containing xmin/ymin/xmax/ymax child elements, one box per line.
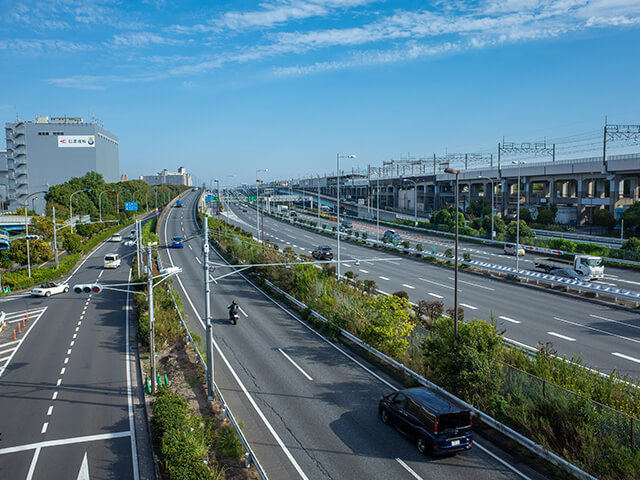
<box><xmin>242</xmin><ymin>208</ymin><xmax>247</xmax><ymax>213</ymax></box>
<box><xmin>383</xmin><ymin>230</ymin><xmax>401</xmax><ymax>244</ymax></box>
<box><xmin>550</xmin><ymin>268</ymin><xmax>590</xmax><ymax>282</ymax></box>
<box><xmin>124</xmin><ymin>239</ymin><xmax>136</xmax><ymax>247</ymax></box>
<box><xmin>379</xmin><ymin>387</ymin><xmax>472</xmax><ymax>456</ymax></box>
<box><xmin>104</xmin><ymin>253</ymin><xmax>121</xmax><ymax>269</ymax></box>
<box><xmin>290</xmin><ymin>211</ymin><xmax>297</xmax><ymax>217</ymax></box>
<box><xmin>312</xmin><ymin>246</ymin><xmax>334</xmax><ymax>260</ymax></box>
<box><xmin>110</xmin><ymin>233</ymin><xmax>122</xmax><ymax>242</ymax></box>
<box><xmin>31</xmin><ymin>281</ymin><xmax>69</xmax><ymax>297</ymax></box>
<box><xmin>172</xmin><ymin>236</ymin><xmax>184</xmax><ymax>248</ymax></box>
<box><xmin>503</xmin><ymin>243</ymin><xmax>525</xmax><ymax>256</ymax></box>
<box><xmin>128</xmin><ymin>231</ymin><xmax>136</xmax><ymax>239</ymax></box>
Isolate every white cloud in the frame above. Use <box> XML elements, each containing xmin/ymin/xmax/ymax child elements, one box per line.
<box><xmin>111</xmin><ymin>32</ymin><xmax>181</xmax><ymax>48</ymax></box>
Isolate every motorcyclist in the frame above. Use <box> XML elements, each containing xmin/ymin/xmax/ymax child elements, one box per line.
<box><xmin>228</xmin><ymin>300</ymin><xmax>239</xmax><ymax>319</ymax></box>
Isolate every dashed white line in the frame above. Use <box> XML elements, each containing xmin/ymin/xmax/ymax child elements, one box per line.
<box><xmin>451</xmin><ymin>278</ymin><xmax>495</xmax><ymax>291</ymax></box>
<box><xmin>70</xmin><ymin>341</ymin><xmax>74</xmax><ymax>346</ymax></box>
<box><xmin>428</xmin><ymin>292</ymin><xmax>443</xmax><ymax>299</ymax></box>
<box><xmin>419</xmin><ymin>278</ymin><xmax>453</xmax><ymax>289</ymax></box>
<box><xmin>278</xmin><ymin>348</ymin><xmax>313</xmax><ymax>381</ymax></box>
<box><xmin>460</xmin><ymin>303</ymin><xmax>477</xmax><ymax>310</ymax></box>
<box><xmin>589</xmin><ymin>314</ymin><xmax>640</xmax><ymax>331</ymax></box>
<box><xmin>73</xmin><ymin>334</ymin><xmax>77</xmax><ymax>339</ymax></box>
<box><xmin>188</xmin><ymin>244</ymin><xmax>193</xmax><ymax>250</ymax></box>
<box><xmin>379</xmin><ymin>276</ymin><xmax>390</xmax><ymax>281</ymax></box>
<box><xmin>612</xmin><ymin>352</ymin><xmax>640</xmax><ymax>364</ymax></box>
<box><xmin>343</xmin><ymin>264</ymin><xmax>352</xmax><ymax>268</ymax></box>
<box><xmin>41</xmin><ymin>423</ymin><xmax>48</xmax><ymax>434</ymax></box>
<box><xmin>547</xmin><ymin>331</ymin><xmax>576</xmax><ymax>342</ymax></box>
<box><xmin>64</xmin><ymin>357</ymin><xmax>69</xmax><ymax>364</ymax></box>
<box><xmin>195</xmin><ymin>257</ymin><xmax>202</xmax><ymax>264</ymax></box>
<box><xmin>238</xmin><ymin>306</ymin><xmax>248</xmax><ymax>318</ymax></box>
<box><xmin>554</xmin><ymin>316</ymin><xmax>640</xmax><ymax>345</ymax></box>
<box><xmin>56</xmin><ymin>379</ymin><xmax>62</xmax><ymax>386</ymax></box>
<box><xmin>60</xmin><ymin>368</ymin><xmax>66</xmax><ymax>375</ymax></box>
<box><xmin>359</xmin><ymin>269</ymin><xmax>369</xmax><ymax>274</ymax></box>
<box><xmin>47</xmin><ymin>406</ymin><xmax>53</xmax><ymax>416</ymax></box>
<box><xmin>67</xmin><ymin>349</ymin><xmax>72</xmax><ymax>355</ymax></box>
<box><xmin>401</xmin><ymin>284</ymin><xmax>415</xmax><ymax>289</ymax></box>
<box><xmin>51</xmin><ymin>392</ymin><xmax>58</xmax><ymax>400</ymax></box>
<box><xmin>395</xmin><ymin>458</ymin><xmax>422</xmax><ymax>479</ymax></box>
<box><xmin>499</xmin><ymin>316</ymin><xmax>521</xmax><ymax>324</ymax></box>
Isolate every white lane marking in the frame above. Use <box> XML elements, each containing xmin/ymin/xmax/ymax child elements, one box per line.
<box><xmin>125</xmin><ymin>268</ymin><xmax>140</xmax><ymax>480</ymax></box>
<box><xmin>238</xmin><ymin>306</ymin><xmax>248</xmax><ymax>317</ymax></box>
<box><xmin>79</xmin><ymin>316</ymin><xmax>84</xmax><ymax>320</ymax></box>
<box><xmin>67</xmin><ymin>349</ymin><xmax>72</xmax><ymax>355</ymax></box>
<box><xmin>56</xmin><ymin>379</ymin><xmax>62</xmax><ymax>386</ymax></box>
<box><xmin>163</xmin><ymin>200</ymin><xmax>310</xmax><ymax>480</ymax></box>
<box><xmin>188</xmin><ymin>244</ymin><xmax>193</xmax><ymax>250</ymax></box>
<box><xmin>554</xmin><ymin>316</ymin><xmax>640</xmax><ymax>346</ymax></box>
<box><xmin>60</xmin><ymin>368</ymin><xmax>66</xmax><ymax>374</ymax></box>
<box><xmin>359</xmin><ymin>269</ymin><xmax>369</xmax><ymax>274</ymax></box>
<box><xmin>0</xmin><ymin>308</ymin><xmax>48</xmax><ymax>379</ymax></box>
<box><xmin>450</xmin><ymin>278</ymin><xmax>495</xmax><ymax>291</ymax></box>
<box><xmin>589</xmin><ymin>314</ymin><xmax>640</xmax><ymax>331</ymax></box>
<box><xmin>195</xmin><ymin>256</ymin><xmax>202</xmax><ymax>264</ymax></box>
<box><xmin>379</xmin><ymin>276</ymin><xmax>390</xmax><ymax>281</ymax></box>
<box><xmin>25</xmin><ymin>447</ymin><xmax>41</xmax><ymax>480</ymax></box>
<box><xmin>73</xmin><ymin>334</ymin><xmax>77</xmax><ymax>339</ymax></box>
<box><xmin>428</xmin><ymin>293</ymin><xmax>443</xmax><ymax>299</ymax></box>
<box><xmin>70</xmin><ymin>341</ymin><xmax>74</xmax><ymax>347</ymax></box>
<box><xmin>77</xmin><ymin>452</ymin><xmax>90</xmax><ymax>480</ymax></box>
<box><xmin>547</xmin><ymin>331</ymin><xmax>576</xmax><ymax>342</ymax></box>
<box><xmin>612</xmin><ymin>352</ymin><xmax>640</xmax><ymax>364</ymax></box>
<box><xmin>41</xmin><ymin>423</ymin><xmax>48</xmax><ymax>434</ymax></box>
<box><xmin>460</xmin><ymin>303</ymin><xmax>477</xmax><ymax>310</ymax></box>
<box><xmin>401</xmin><ymin>284</ymin><xmax>415</xmax><ymax>290</ymax></box>
<box><xmin>0</xmin><ymin>354</ymin><xmax>13</xmax><ymax>362</ymax></box>
<box><xmin>52</xmin><ymin>392</ymin><xmax>58</xmax><ymax>400</ymax></box>
<box><xmin>47</xmin><ymin>406</ymin><xmax>53</xmax><ymax>416</ymax></box>
<box><xmin>419</xmin><ymin>278</ymin><xmax>453</xmax><ymax>290</ymax></box>
<box><xmin>343</xmin><ymin>264</ymin><xmax>352</xmax><ymax>268</ymax></box>
<box><xmin>278</xmin><ymin>348</ymin><xmax>313</xmax><ymax>381</ymax></box>
<box><xmin>499</xmin><ymin>316</ymin><xmax>521</xmax><ymax>324</ymax></box>
<box><xmin>474</xmin><ymin>441</ymin><xmax>534</xmax><ymax>480</ymax></box>
<box><xmin>395</xmin><ymin>458</ymin><xmax>422</xmax><ymax>479</ymax></box>
<box><xmin>64</xmin><ymin>358</ymin><xmax>69</xmax><ymax>364</ymax></box>
<box><xmin>75</xmin><ymin>327</ymin><xmax>79</xmax><ymax>332</ymax></box>
<box><xmin>0</xmin><ymin>340</ymin><xmax>20</xmax><ymax>348</ymax></box>
<box><xmin>0</xmin><ymin>431</ymin><xmax>131</xmax><ymax>455</ymax></box>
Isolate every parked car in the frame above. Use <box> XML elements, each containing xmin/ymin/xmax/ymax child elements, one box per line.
<box><xmin>383</xmin><ymin>230</ymin><xmax>401</xmax><ymax>244</ymax></box>
<box><xmin>104</xmin><ymin>253</ymin><xmax>121</xmax><ymax>269</ymax></box>
<box><xmin>312</xmin><ymin>246</ymin><xmax>334</xmax><ymax>260</ymax></box>
<box><xmin>503</xmin><ymin>243</ymin><xmax>525</xmax><ymax>256</ymax></box>
<box><xmin>379</xmin><ymin>387</ymin><xmax>472</xmax><ymax>456</ymax></box>
<box><xmin>110</xmin><ymin>233</ymin><xmax>122</xmax><ymax>242</ymax></box>
<box><xmin>172</xmin><ymin>236</ymin><xmax>184</xmax><ymax>248</ymax></box>
<box><xmin>550</xmin><ymin>268</ymin><xmax>590</xmax><ymax>282</ymax></box>
<box><xmin>32</xmin><ymin>281</ymin><xmax>69</xmax><ymax>297</ymax></box>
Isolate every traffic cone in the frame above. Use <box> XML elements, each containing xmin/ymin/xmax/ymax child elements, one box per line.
<box><xmin>26</xmin><ymin>312</ymin><xmax>29</xmax><ymax>322</ymax></box>
<box><xmin>13</xmin><ymin>329</ymin><xmax>16</xmax><ymax>340</ymax></box>
<box><xmin>18</xmin><ymin>323</ymin><xmax>21</xmax><ymax>333</ymax></box>
<box><xmin>22</xmin><ymin>318</ymin><xmax>25</xmax><ymax>327</ymax></box>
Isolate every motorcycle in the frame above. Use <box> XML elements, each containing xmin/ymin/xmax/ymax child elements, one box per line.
<box><xmin>229</xmin><ymin>309</ymin><xmax>239</xmax><ymax>325</ymax></box>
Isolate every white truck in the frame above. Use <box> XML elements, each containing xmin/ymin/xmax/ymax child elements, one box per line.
<box><xmin>534</xmin><ymin>255</ymin><xmax>604</xmax><ymax>280</ymax></box>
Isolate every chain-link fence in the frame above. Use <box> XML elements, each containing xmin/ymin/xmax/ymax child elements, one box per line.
<box><xmin>502</xmin><ymin>363</ymin><xmax>639</xmax><ymax>450</ymax></box>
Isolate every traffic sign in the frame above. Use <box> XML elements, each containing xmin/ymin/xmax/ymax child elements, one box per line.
<box><xmin>125</xmin><ymin>202</ymin><xmax>138</xmax><ymax>211</ymax></box>
<box><xmin>248</xmin><ymin>195</ymin><xmax>257</xmax><ymax>202</ymax></box>
<box><xmin>206</xmin><ymin>195</ymin><xmax>218</xmax><ymax>203</ymax></box>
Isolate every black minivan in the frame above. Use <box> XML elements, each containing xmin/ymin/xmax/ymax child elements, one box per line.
<box><xmin>379</xmin><ymin>387</ymin><xmax>472</xmax><ymax>455</ymax></box>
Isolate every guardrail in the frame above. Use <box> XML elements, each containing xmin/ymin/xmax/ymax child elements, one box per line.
<box><xmin>262</xmin><ymin>279</ymin><xmax>599</xmax><ymax>480</ymax></box>
<box><xmin>157</xmin><ymin>194</ymin><xmax>268</xmax><ymax>479</ymax></box>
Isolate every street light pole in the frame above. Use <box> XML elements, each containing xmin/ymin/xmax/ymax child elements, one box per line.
<box><xmin>53</xmin><ymin>207</ymin><xmax>59</xmax><ymax>269</ymax></box>
<box><xmin>377</xmin><ymin>172</ymin><xmax>380</xmax><ymax>242</ymax></box>
<box><xmin>444</xmin><ymin>168</ymin><xmax>460</xmax><ymax>345</ymax></box>
<box><xmin>479</xmin><ymin>176</ymin><xmax>495</xmax><ymax>239</ymax></box>
<box><xmin>403</xmin><ymin>179</ymin><xmax>418</xmax><ymax>227</ymax></box>
<box><xmin>336</xmin><ymin>153</ymin><xmax>356</xmax><ymax>279</ymax></box>
<box><xmin>25</xmin><ymin>190</ymin><xmax>47</xmax><ymax>277</ymax></box>
<box><xmin>512</xmin><ymin>161</ymin><xmax>526</xmax><ymax>272</ymax></box>
<box><xmin>256</xmin><ymin>169</ymin><xmax>268</xmax><ymax>242</ymax></box>
<box><xmin>203</xmin><ymin>214</ymin><xmax>214</xmax><ymax>400</ymax></box>
<box><xmin>146</xmin><ymin>242</ymin><xmax>157</xmax><ymax>393</ymax></box>
<box><xmin>69</xmin><ymin>188</ymin><xmax>91</xmax><ymax>234</ymax></box>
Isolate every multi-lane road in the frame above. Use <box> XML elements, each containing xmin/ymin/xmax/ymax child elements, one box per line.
<box><xmin>223</xmin><ymin>199</ymin><xmax>640</xmax><ymax>380</ymax></box>
<box><xmin>161</xmin><ymin>190</ymin><xmax>549</xmax><ymax>480</ymax></box>
<box><xmin>0</xmin><ymin>224</ymin><xmax>150</xmax><ymax>479</ymax></box>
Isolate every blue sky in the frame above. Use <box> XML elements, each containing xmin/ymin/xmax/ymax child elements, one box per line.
<box><xmin>2</xmin><ymin>0</ymin><xmax>640</xmax><ymax>185</ymax></box>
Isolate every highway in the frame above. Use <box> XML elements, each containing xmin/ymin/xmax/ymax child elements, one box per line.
<box><xmin>160</xmin><ymin>190</ymin><xmax>548</xmax><ymax>480</ymax></box>
<box><xmin>0</xmin><ymin>227</ymin><xmax>148</xmax><ymax>479</ymax></box>
<box><xmin>224</xmin><ymin>200</ymin><xmax>640</xmax><ymax>380</ymax></box>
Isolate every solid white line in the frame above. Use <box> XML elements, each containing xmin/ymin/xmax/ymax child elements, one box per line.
<box><xmin>419</xmin><ymin>278</ymin><xmax>453</xmax><ymax>290</ymax></box>
<box><xmin>395</xmin><ymin>458</ymin><xmax>422</xmax><ymax>479</ymax></box>
<box><xmin>0</xmin><ymin>340</ymin><xmax>20</xmax><ymax>348</ymax></box>
<box><xmin>379</xmin><ymin>276</ymin><xmax>390</xmax><ymax>281</ymax></box>
<box><xmin>427</xmin><ymin>293</ymin><xmax>443</xmax><ymax>299</ymax></box>
<box><xmin>52</xmin><ymin>392</ymin><xmax>58</xmax><ymax>400</ymax></box>
<box><xmin>0</xmin><ymin>355</ymin><xmax>12</xmax><ymax>363</ymax></box>
<box><xmin>612</xmin><ymin>352</ymin><xmax>640</xmax><ymax>364</ymax></box>
<box><xmin>195</xmin><ymin>256</ymin><xmax>202</xmax><ymax>264</ymax></box>
<box><xmin>41</xmin><ymin>423</ymin><xmax>48</xmax><ymax>434</ymax></box>
<box><xmin>554</xmin><ymin>316</ymin><xmax>640</xmax><ymax>345</ymax></box>
<box><xmin>0</xmin><ymin>431</ymin><xmax>131</xmax><ymax>455</ymax></box>
<box><xmin>98</xmin><ymin>270</ymin><xmax>104</xmax><ymax>278</ymax></box>
<box><xmin>47</xmin><ymin>406</ymin><xmax>53</xmax><ymax>416</ymax></box>
<box><xmin>125</xmin><ymin>268</ymin><xmax>140</xmax><ymax>480</ymax></box>
<box><xmin>474</xmin><ymin>441</ymin><xmax>534</xmax><ymax>480</ymax></box>
<box><xmin>499</xmin><ymin>316</ymin><xmax>521</xmax><ymax>324</ymax></box>
<box><xmin>453</xmin><ymin>278</ymin><xmax>495</xmax><ymax>291</ymax></box>
<box><xmin>278</xmin><ymin>348</ymin><xmax>313</xmax><ymax>381</ymax></box>
<box><xmin>460</xmin><ymin>303</ymin><xmax>478</xmax><ymax>310</ymax></box>
<box><xmin>238</xmin><ymin>306</ymin><xmax>249</xmax><ymax>317</ymax></box>
<box><xmin>589</xmin><ymin>314</ymin><xmax>640</xmax><ymax>331</ymax></box>
<box><xmin>547</xmin><ymin>331</ymin><xmax>576</xmax><ymax>342</ymax></box>
<box><xmin>25</xmin><ymin>447</ymin><xmax>41</xmax><ymax>480</ymax></box>
<box><xmin>401</xmin><ymin>284</ymin><xmax>415</xmax><ymax>290</ymax></box>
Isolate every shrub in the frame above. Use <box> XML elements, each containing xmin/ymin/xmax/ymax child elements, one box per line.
<box><xmin>152</xmin><ymin>388</ymin><xmax>190</xmax><ymax>439</ymax></box>
<box><xmin>402</xmin><ymin>240</ymin><xmax>410</xmax><ymax>248</ymax></box>
<box><xmin>392</xmin><ymin>290</ymin><xmax>408</xmax><ymax>299</ymax></box>
<box><xmin>63</xmin><ymin>233</ymin><xmax>83</xmax><ymax>253</ymax></box>
<box><xmin>415</xmin><ymin>243</ymin><xmax>423</xmax><ymax>251</ymax></box>
<box><xmin>444</xmin><ymin>248</ymin><xmax>453</xmax><ymax>258</ymax></box>
<box><xmin>417</xmin><ymin>300</ymin><xmax>443</xmax><ymax>327</ymax></box>
<box><xmin>463</xmin><ymin>252</ymin><xmax>471</xmax><ymax>262</ymax></box>
<box><xmin>362</xmin><ymin>279</ymin><xmax>377</xmax><ymax>294</ymax></box>
<box><xmin>537</xmin><ymin>209</ymin><xmax>554</xmax><ymax>225</ymax></box>
<box><xmin>362</xmin><ymin>232</ymin><xmax>368</xmax><ymax>240</ymax></box>
<box><xmin>344</xmin><ymin>270</ymin><xmax>355</xmax><ymax>280</ymax></box>
<box><xmin>214</xmin><ymin>424</ymin><xmax>244</xmax><ymax>460</ymax></box>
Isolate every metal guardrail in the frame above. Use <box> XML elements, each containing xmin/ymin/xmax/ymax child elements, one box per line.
<box><xmin>262</xmin><ymin>279</ymin><xmax>599</xmax><ymax>480</ymax></box>
<box><xmin>156</xmin><ymin>196</ymin><xmax>268</xmax><ymax>480</ymax></box>
<box><xmin>532</xmin><ymin>228</ymin><xmax>625</xmax><ymax>246</ymax></box>
<box><xmin>270</xmin><ymin>211</ymin><xmax>640</xmax><ymax>303</ymax></box>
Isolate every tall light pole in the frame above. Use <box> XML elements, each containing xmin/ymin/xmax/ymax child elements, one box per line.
<box><xmin>203</xmin><ymin>213</ymin><xmax>214</xmax><ymax>400</ymax></box>
<box><xmin>512</xmin><ymin>161</ymin><xmax>526</xmax><ymax>272</ymax></box>
<box><xmin>317</xmin><ymin>175</ymin><xmax>321</xmax><ymax>226</ymax></box>
<box><xmin>69</xmin><ymin>188</ymin><xmax>91</xmax><ymax>234</ymax></box>
<box><xmin>479</xmin><ymin>176</ymin><xmax>495</xmax><ymax>239</ymax></box>
<box><xmin>24</xmin><ymin>190</ymin><xmax>47</xmax><ymax>278</ymax></box>
<box><xmin>403</xmin><ymin>178</ymin><xmax>418</xmax><ymax>227</ymax></box>
<box><xmin>444</xmin><ymin>168</ymin><xmax>460</xmax><ymax>345</ymax></box>
<box><xmin>98</xmin><ymin>189</ymin><xmax>114</xmax><ymax>223</ymax></box>
<box><xmin>256</xmin><ymin>169</ymin><xmax>268</xmax><ymax>242</ymax></box>
<box><xmin>214</xmin><ymin>178</ymin><xmax>220</xmax><ymax>214</ymax></box>
<box><xmin>336</xmin><ymin>154</ymin><xmax>356</xmax><ymax>279</ymax></box>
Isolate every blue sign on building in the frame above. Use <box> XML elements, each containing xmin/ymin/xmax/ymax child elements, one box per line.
<box><xmin>206</xmin><ymin>195</ymin><xmax>218</xmax><ymax>203</ymax></box>
<box><xmin>125</xmin><ymin>202</ymin><xmax>138</xmax><ymax>211</ymax></box>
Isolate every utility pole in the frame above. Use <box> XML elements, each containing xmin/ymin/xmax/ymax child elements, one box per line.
<box><xmin>203</xmin><ymin>214</ymin><xmax>214</xmax><ymax>400</ymax></box>
<box><xmin>147</xmin><ymin>242</ymin><xmax>157</xmax><ymax>393</ymax></box>
<box><xmin>53</xmin><ymin>207</ymin><xmax>59</xmax><ymax>269</ymax></box>
<box><xmin>136</xmin><ymin>219</ymin><xmax>142</xmax><ymax>278</ymax></box>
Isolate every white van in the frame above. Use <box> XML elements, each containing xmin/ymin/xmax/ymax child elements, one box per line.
<box><xmin>104</xmin><ymin>253</ymin><xmax>121</xmax><ymax>269</ymax></box>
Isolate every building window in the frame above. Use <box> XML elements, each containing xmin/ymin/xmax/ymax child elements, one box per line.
<box><xmin>53</xmin><ymin>132</ymin><xmax>64</xmax><ymax>136</ymax></box>
<box><xmin>38</xmin><ymin>132</ymin><xmax>50</xmax><ymax>136</ymax></box>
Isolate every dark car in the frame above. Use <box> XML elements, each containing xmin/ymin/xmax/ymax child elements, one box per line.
<box><xmin>312</xmin><ymin>246</ymin><xmax>334</xmax><ymax>260</ymax></box>
<box><xmin>550</xmin><ymin>268</ymin><xmax>590</xmax><ymax>282</ymax></box>
<box><xmin>383</xmin><ymin>230</ymin><xmax>401</xmax><ymax>244</ymax></box>
<box><xmin>339</xmin><ymin>219</ymin><xmax>353</xmax><ymax>231</ymax></box>
<box><xmin>379</xmin><ymin>387</ymin><xmax>472</xmax><ymax>455</ymax></box>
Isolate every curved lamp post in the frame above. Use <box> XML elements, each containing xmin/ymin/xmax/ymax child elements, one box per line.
<box><xmin>336</xmin><ymin>154</ymin><xmax>356</xmax><ymax>279</ymax></box>
<box><xmin>403</xmin><ymin>178</ymin><xmax>418</xmax><ymax>227</ymax></box>
<box><xmin>25</xmin><ymin>189</ymin><xmax>48</xmax><ymax>277</ymax></box>
<box><xmin>512</xmin><ymin>161</ymin><xmax>526</xmax><ymax>272</ymax></box>
<box><xmin>70</xmin><ymin>188</ymin><xmax>92</xmax><ymax>234</ymax></box>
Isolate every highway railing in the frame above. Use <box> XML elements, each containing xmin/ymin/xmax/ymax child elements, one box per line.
<box><xmin>262</xmin><ymin>278</ymin><xmax>599</xmax><ymax>480</ymax></box>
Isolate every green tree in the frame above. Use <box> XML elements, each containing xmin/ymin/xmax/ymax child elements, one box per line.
<box><xmin>622</xmin><ymin>237</ymin><xmax>640</xmax><ymax>255</ymax></box>
<box><xmin>536</xmin><ymin>209</ymin><xmax>554</xmax><ymax>225</ymax></box>
<box><xmin>422</xmin><ymin>316</ymin><xmax>504</xmax><ymax>407</ymax></box>
<box><xmin>358</xmin><ymin>295</ymin><xmax>414</xmax><ymax>357</ymax></box>
<box><xmin>63</xmin><ymin>233</ymin><xmax>83</xmax><ymax>253</ymax></box>
<box><xmin>506</xmin><ymin>220</ymin><xmax>533</xmax><ymax>242</ymax></box>
<box><xmin>32</xmin><ymin>215</ymin><xmax>54</xmax><ymax>242</ymax></box>
<box><xmin>467</xmin><ymin>198</ymin><xmax>489</xmax><ymax>218</ymax></box>
<box><xmin>621</xmin><ymin>201</ymin><xmax>640</xmax><ymax>230</ymax></box>
<box><xmin>9</xmin><ymin>239</ymin><xmax>52</xmax><ymax>265</ymax></box>
<box><xmin>592</xmin><ymin>208</ymin><xmax>616</xmax><ymax>229</ymax></box>
<box><xmin>518</xmin><ymin>207</ymin><xmax>531</xmax><ymax>224</ymax></box>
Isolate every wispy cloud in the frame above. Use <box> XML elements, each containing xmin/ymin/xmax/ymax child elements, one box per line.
<box><xmin>111</xmin><ymin>32</ymin><xmax>181</xmax><ymax>48</ymax></box>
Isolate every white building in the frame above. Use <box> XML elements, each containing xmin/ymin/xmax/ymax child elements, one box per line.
<box><xmin>140</xmin><ymin>166</ymin><xmax>192</xmax><ymax>186</ymax></box>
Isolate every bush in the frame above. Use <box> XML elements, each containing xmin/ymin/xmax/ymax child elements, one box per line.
<box><xmin>362</xmin><ymin>279</ymin><xmax>377</xmax><ymax>294</ymax></box>
<box><xmin>444</xmin><ymin>248</ymin><xmax>453</xmax><ymax>258</ymax></box>
<box><xmin>214</xmin><ymin>424</ymin><xmax>244</xmax><ymax>460</ymax></box>
<box><xmin>62</xmin><ymin>233</ymin><xmax>83</xmax><ymax>253</ymax></box>
<box><xmin>536</xmin><ymin>208</ymin><xmax>554</xmax><ymax>225</ymax></box>
<box><xmin>362</xmin><ymin>232</ymin><xmax>368</xmax><ymax>240</ymax></box>
<box><xmin>463</xmin><ymin>252</ymin><xmax>471</xmax><ymax>262</ymax></box>
<box><xmin>416</xmin><ymin>300</ymin><xmax>443</xmax><ymax>328</ymax></box>
<box><xmin>392</xmin><ymin>290</ymin><xmax>408</xmax><ymax>299</ymax></box>
<box><xmin>415</xmin><ymin>243</ymin><xmax>423</xmax><ymax>251</ymax></box>
<box><xmin>402</xmin><ymin>240</ymin><xmax>410</xmax><ymax>248</ymax></box>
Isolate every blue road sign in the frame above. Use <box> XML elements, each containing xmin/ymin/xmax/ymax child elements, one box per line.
<box><xmin>125</xmin><ymin>202</ymin><xmax>138</xmax><ymax>211</ymax></box>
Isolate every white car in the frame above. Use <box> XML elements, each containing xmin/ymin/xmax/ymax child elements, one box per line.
<box><xmin>124</xmin><ymin>239</ymin><xmax>136</xmax><ymax>247</ymax></box>
<box><xmin>504</xmin><ymin>243</ymin><xmax>525</xmax><ymax>256</ymax></box>
<box><xmin>110</xmin><ymin>234</ymin><xmax>122</xmax><ymax>242</ymax></box>
<box><xmin>31</xmin><ymin>281</ymin><xmax>69</xmax><ymax>297</ymax></box>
